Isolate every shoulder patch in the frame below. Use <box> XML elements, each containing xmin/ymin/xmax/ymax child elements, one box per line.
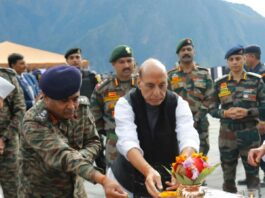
<box><xmin>0</xmin><ymin>67</ymin><xmax>16</xmax><ymax>76</ymax></box>
<box><xmin>247</xmin><ymin>72</ymin><xmax>261</xmax><ymax>79</ymax></box>
<box><xmin>35</xmin><ymin>109</ymin><xmax>49</xmax><ymax>123</ymax></box>
<box><xmin>78</xmin><ymin>96</ymin><xmax>89</xmax><ymax>105</ymax></box>
<box><xmin>214</xmin><ymin>74</ymin><xmax>228</xmax><ymax>83</ymax></box>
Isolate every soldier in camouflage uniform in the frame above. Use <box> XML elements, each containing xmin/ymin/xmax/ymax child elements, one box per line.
<box><xmin>239</xmin><ymin>45</ymin><xmax>265</xmax><ymax>186</ymax></box>
<box><xmin>168</xmin><ymin>38</ymin><xmax>214</xmax><ymax>155</ymax></box>
<box><xmin>90</xmin><ymin>45</ymin><xmax>137</xmax><ymax>168</ymax></box>
<box><xmin>18</xmin><ymin>66</ymin><xmax>128</xmax><ymax>198</ymax></box>
<box><xmin>209</xmin><ymin>45</ymin><xmax>265</xmax><ymax>193</ymax></box>
<box><xmin>0</xmin><ymin>67</ymin><xmax>26</xmax><ymax>198</ymax></box>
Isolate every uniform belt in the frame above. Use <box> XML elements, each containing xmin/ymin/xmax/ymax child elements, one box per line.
<box><xmin>226</xmin><ymin>121</ymin><xmax>258</xmax><ymax>131</ymax></box>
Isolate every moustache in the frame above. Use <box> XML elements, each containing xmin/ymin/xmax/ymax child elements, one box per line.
<box><xmin>122</xmin><ymin>68</ymin><xmax>131</xmax><ymax>72</ymax></box>
<box><xmin>183</xmin><ymin>54</ymin><xmax>191</xmax><ymax>58</ymax></box>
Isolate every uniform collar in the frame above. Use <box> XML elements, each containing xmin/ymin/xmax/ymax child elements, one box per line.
<box><xmin>228</xmin><ymin>70</ymin><xmax>247</xmax><ymax>81</ymax></box>
<box><xmin>178</xmin><ymin>63</ymin><xmax>197</xmax><ymax>72</ymax></box>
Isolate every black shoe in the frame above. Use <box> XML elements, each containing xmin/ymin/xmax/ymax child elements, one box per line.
<box><xmin>223</xmin><ymin>183</ymin><xmax>237</xmax><ymax>193</ymax></box>
<box><xmin>260</xmin><ymin>182</ymin><xmax>265</xmax><ymax>188</ymax></box>
<box><xmin>237</xmin><ymin>178</ymin><xmax>247</xmax><ymax>185</ymax></box>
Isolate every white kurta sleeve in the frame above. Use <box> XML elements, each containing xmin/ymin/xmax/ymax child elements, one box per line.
<box><xmin>0</xmin><ymin>77</ymin><xmax>15</xmax><ymax>99</ymax></box>
<box><xmin>175</xmin><ymin>96</ymin><xmax>200</xmax><ymax>152</ymax></box>
<box><xmin>115</xmin><ymin>97</ymin><xmax>143</xmax><ymax>158</ymax></box>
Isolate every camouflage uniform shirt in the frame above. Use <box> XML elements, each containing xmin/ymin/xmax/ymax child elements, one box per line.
<box><xmin>90</xmin><ymin>75</ymin><xmax>137</xmax><ymax>166</ymax></box>
<box><xmin>168</xmin><ymin>65</ymin><xmax>214</xmax><ymax>154</ymax></box>
<box><xmin>19</xmin><ymin>97</ymin><xmax>101</xmax><ymax>198</ymax></box>
<box><xmin>0</xmin><ymin>67</ymin><xmax>26</xmax><ymax>198</ymax></box>
<box><xmin>209</xmin><ymin>72</ymin><xmax>265</xmax><ymax>189</ymax></box>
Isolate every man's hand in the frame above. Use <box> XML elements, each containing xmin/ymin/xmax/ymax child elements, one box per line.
<box><xmin>0</xmin><ymin>97</ymin><xmax>3</xmax><ymax>109</ymax></box>
<box><xmin>257</xmin><ymin>122</ymin><xmax>265</xmax><ymax>135</ymax></box>
<box><xmin>0</xmin><ymin>138</ymin><xmax>5</xmax><ymax>155</ymax></box>
<box><xmin>102</xmin><ymin>177</ymin><xmax>128</xmax><ymax>198</ymax></box>
<box><xmin>165</xmin><ymin>176</ymin><xmax>178</xmax><ymax>191</ymax></box>
<box><xmin>224</xmin><ymin>107</ymin><xmax>248</xmax><ymax>119</ymax></box>
<box><xmin>248</xmin><ymin>144</ymin><xmax>265</xmax><ymax>166</ymax></box>
<box><xmin>145</xmin><ymin>167</ymin><xmax>163</xmax><ymax>198</ymax></box>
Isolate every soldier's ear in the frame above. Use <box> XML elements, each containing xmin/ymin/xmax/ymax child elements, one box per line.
<box><xmin>137</xmin><ymin>78</ymin><xmax>141</xmax><ymax>88</ymax></box>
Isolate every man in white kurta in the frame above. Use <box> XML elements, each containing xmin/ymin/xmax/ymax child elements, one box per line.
<box><xmin>108</xmin><ymin>58</ymin><xmax>199</xmax><ymax>198</ymax></box>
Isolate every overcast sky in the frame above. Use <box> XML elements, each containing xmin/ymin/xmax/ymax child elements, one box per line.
<box><xmin>225</xmin><ymin>0</ymin><xmax>265</xmax><ymax>17</ymax></box>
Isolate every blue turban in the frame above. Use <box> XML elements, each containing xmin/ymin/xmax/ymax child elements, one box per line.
<box><xmin>225</xmin><ymin>45</ymin><xmax>244</xmax><ymax>59</ymax></box>
<box><xmin>40</xmin><ymin>65</ymin><xmax>81</xmax><ymax>100</ymax></box>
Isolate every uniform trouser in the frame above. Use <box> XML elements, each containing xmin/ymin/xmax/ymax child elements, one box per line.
<box><xmin>260</xmin><ymin>134</ymin><xmax>265</xmax><ymax>174</ymax></box>
<box><xmin>219</xmin><ymin>123</ymin><xmax>260</xmax><ymax>189</ymax></box>
<box><xmin>196</xmin><ymin>118</ymin><xmax>209</xmax><ymax>155</ymax></box>
<box><xmin>0</xmin><ymin>135</ymin><xmax>19</xmax><ymax>198</ymax></box>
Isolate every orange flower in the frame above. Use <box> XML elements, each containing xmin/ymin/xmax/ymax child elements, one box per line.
<box><xmin>175</xmin><ymin>154</ymin><xmax>187</xmax><ymax>164</ymax></box>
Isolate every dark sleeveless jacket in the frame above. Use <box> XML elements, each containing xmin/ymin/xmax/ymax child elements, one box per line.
<box><xmin>111</xmin><ymin>88</ymin><xmax>179</xmax><ymax>196</ymax></box>
<box><xmin>80</xmin><ymin>70</ymin><xmax>97</xmax><ymax>99</ymax></box>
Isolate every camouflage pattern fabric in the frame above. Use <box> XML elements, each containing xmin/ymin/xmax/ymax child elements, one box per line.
<box><xmin>90</xmin><ymin>75</ymin><xmax>137</xmax><ymax>167</ymax></box>
<box><xmin>168</xmin><ymin>65</ymin><xmax>214</xmax><ymax>155</ymax></box>
<box><xmin>244</xmin><ymin>62</ymin><xmax>265</xmax><ymax>82</ymax></box>
<box><xmin>0</xmin><ymin>67</ymin><xmax>26</xmax><ymax>198</ymax></box>
<box><xmin>244</xmin><ymin>62</ymin><xmax>265</xmax><ymax>174</ymax></box>
<box><xmin>18</xmin><ymin>97</ymin><xmax>101</xmax><ymax>198</ymax></box>
<box><xmin>209</xmin><ymin>72</ymin><xmax>265</xmax><ymax>191</ymax></box>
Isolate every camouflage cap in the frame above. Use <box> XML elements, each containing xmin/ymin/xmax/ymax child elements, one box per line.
<box><xmin>176</xmin><ymin>38</ymin><xmax>193</xmax><ymax>54</ymax></box>
<box><xmin>225</xmin><ymin>45</ymin><xmax>244</xmax><ymax>59</ymax></box>
<box><xmin>40</xmin><ymin>65</ymin><xmax>81</xmax><ymax>100</ymax></box>
<box><xmin>109</xmin><ymin>45</ymin><xmax>133</xmax><ymax>62</ymax></box>
<box><xmin>65</xmin><ymin>48</ymin><xmax>82</xmax><ymax>59</ymax></box>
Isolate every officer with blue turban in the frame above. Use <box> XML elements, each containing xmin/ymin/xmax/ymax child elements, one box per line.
<box><xmin>19</xmin><ymin>65</ymin><xmax>128</xmax><ymax>198</ymax></box>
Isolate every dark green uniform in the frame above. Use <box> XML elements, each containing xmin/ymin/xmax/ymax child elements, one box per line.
<box><xmin>0</xmin><ymin>67</ymin><xmax>26</xmax><ymax>198</ymax></box>
<box><xmin>168</xmin><ymin>65</ymin><xmax>214</xmax><ymax>155</ymax></box>
<box><xmin>18</xmin><ymin>97</ymin><xmax>101</xmax><ymax>198</ymax></box>
<box><xmin>209</xmin><ymin>71</ymin><xmax>265</xmax><ymax>192</ymax></box>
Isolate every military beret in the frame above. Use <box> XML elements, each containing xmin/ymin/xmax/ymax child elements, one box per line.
<box><xmin>225</xmin><ymin>45</ymin><xmax>244</xmax><ymax>59</ymax></box>
<box><xmin>109</xmin><ymin>45</ymin><xmax>133</xmax><ymax>62</ymax></box>
<box><xmin>39</xmin><ymin>65</ymin><xmax>81</xmax><ymax>100</ymax></box>
<box><xmin>64</xmin><ymin>48</ymin><xmax>82</xmax><ymax>59</ymax></box>
<box><xmin>244</xmin><ymin>45</ymin><xmax>261</xmax><ymax>55</ymax></box>
<box><xmin>176</xmin><ymin>38</ymin><xmax>193</xmax><ymax>54</ymax></box>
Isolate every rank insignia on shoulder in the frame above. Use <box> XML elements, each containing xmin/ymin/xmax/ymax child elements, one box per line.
<box><xmin>78</xmin><ymin>96</ymin><xmax>89</xmax><ymax>105</ymax></box>
<box><xmin>35</xmin><ymin>110</ymin><xmax>48</xmax><ymax>122</ymax></box>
